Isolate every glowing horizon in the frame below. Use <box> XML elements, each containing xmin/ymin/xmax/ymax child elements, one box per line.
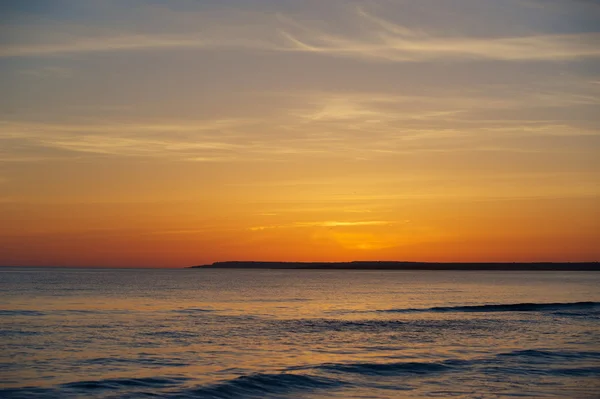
<box><xmin>1</xmin><ymin>0</ymin><xmax>598</xmax><ymax>267</ymax></box>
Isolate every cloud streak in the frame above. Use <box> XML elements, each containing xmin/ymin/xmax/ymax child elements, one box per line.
<box><xmin>1</xmin><ymin>81</ymin><xmax>597</xmax><ymax>164</ymax></box>
<box><xmin>278</xmin><ymin>8</ymin><xmax>600</xmax><ymax>62</ymax></box>
<box><xmin>249</xmin><ymin>221</ymin><xmax>392</xmax><ymax>231</ymax></box>
<box><xmin>1</xmin><ymin>8</ymin><xmax>598</xmax><ymax>62</ymax></box>
<box><xmin>0</xmin><ymin>34</ymin><xmax>275</xmax><ymax>58</ymax></box>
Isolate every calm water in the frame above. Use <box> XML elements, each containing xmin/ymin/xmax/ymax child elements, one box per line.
<box><xmin>1</xmin><ymin>268</ymin><xmax>600</xmax><ymax>398</ymax></box>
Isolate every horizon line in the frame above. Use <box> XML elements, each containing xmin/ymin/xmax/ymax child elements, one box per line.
<box><xmin>1</xmin><ymin>260</ymin><xmax>599</xmax><ymax>270</ymax></box>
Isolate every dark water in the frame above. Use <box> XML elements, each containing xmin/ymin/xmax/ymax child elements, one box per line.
<box><xmin>1</xmin><ymin>268</ymin><xmax>599</xmax><ymax>398</ymax></box>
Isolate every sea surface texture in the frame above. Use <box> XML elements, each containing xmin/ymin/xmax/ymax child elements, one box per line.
<box><xmin>1</xmin><ymin>268</ymin><xmax>599</xmax><ymax>398</ymax></box>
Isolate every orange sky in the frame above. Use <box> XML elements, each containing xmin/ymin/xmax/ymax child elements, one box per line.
<box><xmin>0</xmin><ymin>0</ymin><xmax>599</xmax><ymax>267</ymax></box>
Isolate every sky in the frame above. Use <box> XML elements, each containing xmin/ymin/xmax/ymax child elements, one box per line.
<box><xmin>0</xmin><ymin>0</ymin><xmax>599</xmax><ymax>267</ymax></box>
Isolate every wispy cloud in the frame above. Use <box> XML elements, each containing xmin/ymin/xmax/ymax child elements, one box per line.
<box><xmin>249</xmin><ymin>220</ymin><xmax>392</xmax><ymax>231</ymax></box>
<box><xmin>0</xmin><ymin>34</ymin><xmax>275</xmax><ymax>58</ymax></box>
<box><xmin>281</xmin><ymin>88</ymin><xmax>600</xmax><ymax>127</ymax></box>
<box><xmin>1</xmin><ymin>92</ymin><xmax>596</xmax><ymax>163</ymax></box>
<box><xmin>18</xmin><ymin>66</ymin><xmax>73</xmax><ymax>78</ymax></box>
<box><xmin>1</xmin><ymin>7</ymin><xmax>598</xmax><ymax>62</ymax></box>
<box><xmin>278</xmin><ymin>9</ymin><xmax>600</xmax><ymax>62</ymax></box>
<box><xmin>296</xmin><ymin>221</ymin><xmax>392</xmax><ymax>227</ymax></box>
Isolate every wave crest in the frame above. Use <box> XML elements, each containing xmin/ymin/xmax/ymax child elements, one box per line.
<box><xmin>61</xmin><ymin>376</ymin><xmax>188</xmax><ymax>390</ymax></box>
<box><xmin>313</xmin><ymin>359</ymin><xmax>467</xmax><ymax>376</ymax></box>
<box><xmin>379</xmin><ymin>301</ymin><xmax>600</xmax><ymax>313</ymax></box>
<box><xmin>187</xmin><ymin>373</ymin><xmax>344</xmax><ymax>398</ymax></box>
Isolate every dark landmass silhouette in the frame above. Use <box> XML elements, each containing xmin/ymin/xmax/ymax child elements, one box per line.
<box><xmin>190</xmin><ymin>261</ymin><xmax>600</xmax><ymax>271</ymax></box>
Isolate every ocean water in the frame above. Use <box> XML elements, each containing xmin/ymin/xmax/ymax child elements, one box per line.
<box><xmin>1</xmin><ymin>268</ymin><xmax>599</xmax><ymax>399</ymax></box>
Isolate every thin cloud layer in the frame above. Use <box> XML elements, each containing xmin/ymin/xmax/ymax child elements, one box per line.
<box><xmin>1</xmin><ymin>6</ymin><xmax>598</xmax><ymax>62</ymax></box>
<box><xmin>277</xmin><ymin>9</ymin><xmax>600</xmax><ymax>62</ymax></box>
<box><xmin>249</xmin><ymin>221</ymin><xmax>392</xmax><ymax>231</ymax></box>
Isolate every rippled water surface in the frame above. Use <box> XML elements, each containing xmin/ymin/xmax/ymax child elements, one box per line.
<box><xmin>1</xmin><ymin>268</ymin><xmax>600</xmax><ymax>398</ymax></box>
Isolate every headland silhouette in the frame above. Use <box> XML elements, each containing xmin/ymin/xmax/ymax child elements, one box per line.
<box><xmin>190</xmin><ymin>261</ymin><xmax>600</xmax><ymax>271</ymax></box>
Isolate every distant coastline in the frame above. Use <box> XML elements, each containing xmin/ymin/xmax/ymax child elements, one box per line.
<box><xmin>190</xmin><ymin>261</ymin><xmax>600</xmax><ymax>271</ymax></box>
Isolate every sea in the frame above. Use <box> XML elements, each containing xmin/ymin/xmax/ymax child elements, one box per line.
<box><xmin>1</xmin><ymin>267</ymin><xmax>599</xmax><ymax>398</ymax></box>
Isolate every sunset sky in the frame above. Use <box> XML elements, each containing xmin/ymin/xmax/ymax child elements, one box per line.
<box><xmin>1</xmin><ymin>0</ymin><xmax>599</xmax><ymax>267</ymax></box>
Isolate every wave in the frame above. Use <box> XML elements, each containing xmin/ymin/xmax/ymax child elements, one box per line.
<box><xmin>241</xmin><ymin>298</ymin><xmax>310</xmax><ymax>303</ymax></box>
<box><xmin>378</xmin><ymin>301</ymin><xmax>600</xmax><ymax>314</ymax></box>
<box><xmin>57</xmin><ymin>309</ymin><xmax>132</xmax><ymax>315</ymax></box>
<box><xmin>0</xmin><ymin>329</ymin><xmax>41</xmax><ymax>337</ymax></box>
<box><xmin>270</xmin><ymin>317</ymin><xmax>506</xmax><ymax>335</ymax></box>
<box><xmin>81</xmin><ymin>356</ymin><xmax>188</xmax><ymax>368</ymax></box>
<box><xmin>61</xmin><ymin>376</ymin><xmax>189</xmax><ymax>390</ymax></box>
<box><xmin>0</xmin><ymin>310</ymin><xmax>46</xmax><ymax>316</ymax></box>
<box><xmin>308</xmin><ymin>359</ymin><xmax>468</xmax><ymax>376</ymax></box>
<box><xmin>0</xmin><ymin>309</ymin><xmax>133</xmax><ymax>316</ymax></box>
<box><xmin>139</xmin><ymin>330</ymin><xmax>198</xmax><ymax>339</ymax></box>
<box><xmin>172</xmin><ymin>308</ymin><xmax>215</xmax><ymax>314</ymax></box>
<box><xmin>551</xmin><ymin>310</ymin><xmax>600</xmax><ymax>318</ymax></box>
<box><xmin>285</xmin><ymin>319</ymin><xmax>406</xmax><ymax>333</ymax></box>
<box><xmin>0</xmin><ymin>387</ymin><xmax>57</xmax><ymax>399</ymax></box>
<box><xmin>4</xmin><ymin>351</ymin><xmax>599</xmax><ymax>399</ymax></box>
<box><xmin>547</xmin><ymin>366</ymin><xmax>600</xmax><ymax>377</ymax></box>
<box><xmin>0</xmin><ymin>377</ymin><xmax>190</xmax><ymax>399</ymax></box>
<box><xmin>185</xmin><ymin>373</ymin><xmax>344</xmax><ymax>399</ymax></box>
<box><xmin>1</xmin><ymin>374</ymin><xmax>341</xmax><ymax>399</ymax></box>
<box><xmin>304</xmin><ymin>352</ymin><xmax>600</xmax><ymax>378</ymax></box>
<box><xmin>498</xmin><ymin>349</ymin><xmax>600</xmax><ymax>360</ymax></box>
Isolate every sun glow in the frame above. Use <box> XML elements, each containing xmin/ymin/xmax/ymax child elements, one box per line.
<box><xmin>1</xmin><ymin>1</ymin><xmax>598</xmax><ymax>267</ymax></box>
